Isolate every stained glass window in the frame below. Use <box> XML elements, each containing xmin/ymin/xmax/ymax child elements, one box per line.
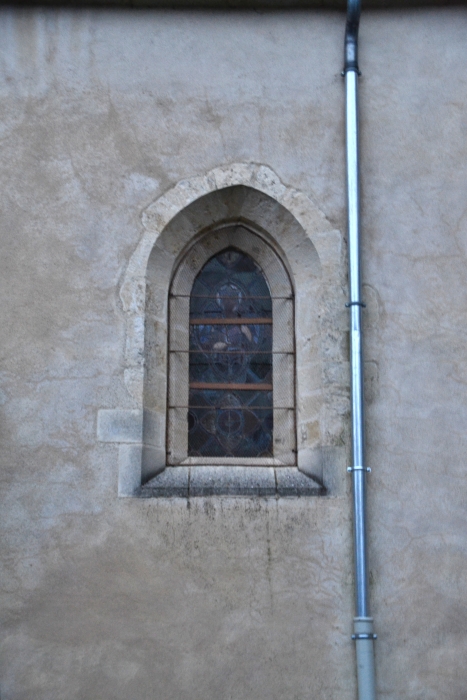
<box><xmin>188</xmin><ymin>248</ymin><xmax>273</xmax><ymax>457</ymax></box>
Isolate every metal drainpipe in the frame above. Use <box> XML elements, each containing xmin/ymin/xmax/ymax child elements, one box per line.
<box><xmin>343</xmin><ymin>2</ymin><xmax>377</xmax><ymax>700</ymax></box>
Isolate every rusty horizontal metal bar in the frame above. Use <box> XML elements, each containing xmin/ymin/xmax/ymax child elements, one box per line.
<box><xmin>172</xmin><ymin>294</ymin><xmax>291</xmax><ymax>300</ymax></box>
<box><xmin>189</xmin><ymin>382</ymin><xmax>272</xmax><ymax>391</ymax></box>
<box><xmin>190</xmin><ymin>317</ymin><xmax>272</xmax><ymax>325</ymax></box>
<box><xmin>171</xmin><ymin>405</ymin><xmax>284</xmax><ymax>410</ymax></box>
<box><xmin>173</xmin><ymin>349</ymin><xmax>288</xmax><ymax>354</ymax></box>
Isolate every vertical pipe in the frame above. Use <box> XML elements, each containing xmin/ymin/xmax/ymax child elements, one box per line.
<box><xmin>346</xmin><ymin>64</ymin><xmax>369</xmax><ymax>620</ymax></box>
<box><xmin>344</xmin><ymin>3</ymin><xmax>377</xmax><ymax>700</ymax></box>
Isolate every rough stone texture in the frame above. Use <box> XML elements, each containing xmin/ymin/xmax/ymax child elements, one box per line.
<box><xmin>139</xmin><ymin>466</ymin><xmax>324</xmax><ymax>497</ymax></box>
<box><xmin>139</xmin><ymin>465</ymin><xmax>190</xmax><ymax>497</ymax></box>
<box><xmin>275</xmin><ymin>466</ymin><xmax>325</xmax><ymax>497</ymax></box>
<box><xmin>0</xmin><ymin>7</ymin><xmax>467</xmax><ymax>700</ymax></box>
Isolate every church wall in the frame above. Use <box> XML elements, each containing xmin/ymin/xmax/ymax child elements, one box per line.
<box><xmin>0</xmin><ymin>8</ymin><xmax>466</xmax><ymax>699</ymax></box>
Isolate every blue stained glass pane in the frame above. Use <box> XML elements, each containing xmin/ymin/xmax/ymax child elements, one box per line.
<box><xmin>188</xmin><ymin>248</ymin><xmax>273</xmax><ymax>457</ymax></box>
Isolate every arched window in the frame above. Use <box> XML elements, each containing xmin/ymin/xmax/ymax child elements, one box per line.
<box><xmin>101</xmin><ymin>172</ymin><xmax>342</xmax><ymax>496</ymax></box>
<box><xmin>188</xmin><ymin>248</ymin><xmax>273</xmax><ymax>458</ymax></box>
<box><xmin>167</xmin><ymin>224</ymin><xmax>296</xmax><ymax>466</ymax></box>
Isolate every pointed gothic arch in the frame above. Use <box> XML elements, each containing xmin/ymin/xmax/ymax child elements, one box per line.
<box><xmin>99</xmin><ymin>164</ymin><xmax>347</xmax><ymax>496</ymax></box>
<box><xmin>166</xmin><ymin>224</ymin><xmax>295</xmax><ymax>466</ymax></box>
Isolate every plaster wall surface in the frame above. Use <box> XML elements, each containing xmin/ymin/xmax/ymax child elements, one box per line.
<box><xmin>0</xmin><ymin>7</ymin><xmax>466</xmax><ymax>700</ymax></box>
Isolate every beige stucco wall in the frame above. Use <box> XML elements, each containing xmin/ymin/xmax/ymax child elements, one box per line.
<box><xmin>1</xmin><ymin>7</ymin><xmax>467</xmax><ymax>699</ymax></box>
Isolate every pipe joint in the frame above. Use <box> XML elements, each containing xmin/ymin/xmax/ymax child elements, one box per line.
<box><xmin>353</xmin><ymin>619</ymin><xmax>376</xmax><ymax>700</ymax></box>
<box><xmin>346</xmin><ymin>301</ymin><xmax>366</xmax><ymax>308</ymax></box>
<box><xmin>342</xmin><ymin>67</ymin><xmax>362</xmax><ymax>77</ymax></box>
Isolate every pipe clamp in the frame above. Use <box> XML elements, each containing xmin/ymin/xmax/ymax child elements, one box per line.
<box><xmin>347</xmin><ymin>466</ymin><xmax>371</xmax><ymax>473</ymax></box>
<box><xmin>352</xmin><ymin>633</ymin><xmax>377</xmax><ymax>640</ymax></box>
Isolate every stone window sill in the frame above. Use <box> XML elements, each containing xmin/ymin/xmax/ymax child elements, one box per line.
<box><xmin>136</xmin><ymin>466</ymin><xmax>324</xmax><ymax>498</ymax></box>
<box><xmin>96</xmin><ymin>409</ymin><xmax>343</xmax><ymax>497</ymax></box>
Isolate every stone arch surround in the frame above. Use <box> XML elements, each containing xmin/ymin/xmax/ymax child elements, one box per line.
<box><xmin>97</xmin><ymin>163</ymin><xmax>349</xmax><ymax>496</ymax></box>
<box><xmin>166</xmin><ymin>223</ymin><xmax>296</xmax><ymax>467</ymax></box>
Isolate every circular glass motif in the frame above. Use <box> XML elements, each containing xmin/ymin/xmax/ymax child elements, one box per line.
<box><xmin>216</xmin><ymin>394</ymin><xmax>244</xmax><ymax>450</ymax></box>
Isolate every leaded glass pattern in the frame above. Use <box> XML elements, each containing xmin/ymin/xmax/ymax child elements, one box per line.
<box><xmin>188</xmin><ymin>248</ymin><xmax>273</xmax><ymax>457</ymax></box>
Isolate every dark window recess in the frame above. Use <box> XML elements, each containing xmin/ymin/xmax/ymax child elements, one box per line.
<box><xmin>188</xmin><ymin>248</ymin><xmax>273</xmax><ymax>457</ymax></box>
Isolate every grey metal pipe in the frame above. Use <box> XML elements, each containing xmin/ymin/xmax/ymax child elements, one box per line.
<box><xmin>343</xmin><ymin>3</ymin><xmax>377</xmax><ymax>700</ymax></box>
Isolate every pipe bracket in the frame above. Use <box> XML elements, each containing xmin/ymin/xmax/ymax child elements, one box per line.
<box><xmin>347</xmin><ymin>466</ymin><xmax>371</xmax><ymax>473</ymax></box>
<box><xmin>352</xmin><ymin>633</ymin><xmax>377</xmax><ymax>640</ymax></box>
<box><xmin>345</xmin><ymin>301</ymin><xmax>366</xmax><ymax>308</ymax></box>
<box><xmin>341</xmin><ymin>69</ymin><xmax>362</xmax><ymax>77</ymax></box>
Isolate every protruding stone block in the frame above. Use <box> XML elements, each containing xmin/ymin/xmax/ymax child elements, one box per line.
<box><xmin>275</xmin><ymin>467</ymin><xmax>324</xmax><ymax>497</ymax></box>
<box><xmin>97</xmin><ymin>409</ymin><xmax>143</xmax><ymax>443</ymax></box>
<box><xmin>139</xmin><ymin>467</ymin><xmax>189</xmax><ymax>498</ymax></box>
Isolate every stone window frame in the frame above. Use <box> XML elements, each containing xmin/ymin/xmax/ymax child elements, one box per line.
<box><xmin>167</xmin><ymin>222</ymin><xmax>296</xmax><ymax>467</ymax></box>
<box><xmin>97</xmin><ymin>163</ymin><xmax>349</xmax><ymax>497</ymax></box>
